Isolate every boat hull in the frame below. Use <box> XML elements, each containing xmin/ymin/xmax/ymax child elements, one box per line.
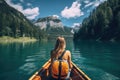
<box><xmin>29</xmin><ymin>60</ymin><xmax>91</xmax><ymax>80</ymax></box>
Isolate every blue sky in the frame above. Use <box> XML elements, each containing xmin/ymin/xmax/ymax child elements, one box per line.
<box><xmin>5</xmin><ymin>0</ymin><xmax>106</xmax><ymax>27</ymax></box>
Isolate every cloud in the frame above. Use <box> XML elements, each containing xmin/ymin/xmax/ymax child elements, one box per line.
<box><xmin>61</xmin><ymin>1</ymin><xmax>84</xmax><ymax>19</ymax></box>
<box><xmin>72</xmin><ymin>23</ymin><xmax>81</xmax><ymax>28</ymax></box>
<box><xmin>94</xmin><ymin>1</ymin><xmax>100</xmax><ymax>7</ymax></box>
<box><xmin>5</xmin><ymin>0</ymin><xmax>23</xmax><ymax>11</ymax></box>
<box><xmin>84</xmin><ymin>0</ymin><xmax>90</xmax><ymax>4</ymax></box>
<box><xmin>52</xmin><ymin>15</ymin><xmax>59</xmax><ymax>18</ymax></box>
<box><xmin>84</xmin><ymin>0</ymin><xmax>107</xmax><ymax>8</ymax></box>
<box><xmin>27</xmin><ymin>15</ymin><xmax>38</xmax><ymax>20</ymax></box>
<box><xmin>84</xmin><ymin>2</ymin><xmax>94</xmax><ymax>8</ymax></box>
<box><xmin>93</xmin><ymin>0</ymin><xmax>107</xmax><ymax>7</ymax></box>
<box><xmin>23</xmin><ymin>7</ymin><xmax>39</xmax><ymax>20</ymax></box>
<box><xmin>71</xmin><ymin>23</ymin><xmax>81</xmax><ymax>33</ymax></box>
<box><xmin>5</xmin><ymin>0</ymin><xmax>39</xmax><ymax>20</ymax></box>
<box><xmin>23</xmin><ymin>7</ymin><xmax>39</xmax><ymax>19</ymax></box>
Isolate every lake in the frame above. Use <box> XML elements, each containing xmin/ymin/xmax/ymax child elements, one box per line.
<box><xmin>0</xmin><ymin>39</ymin><xmax>120</xmax><ymax>80</ymax></box>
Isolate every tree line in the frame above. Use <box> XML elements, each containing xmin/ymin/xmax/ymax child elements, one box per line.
<box><xmin>0</xmin><ymin>0</ymin><xmax>47</xmax><ymax>40</ymax></box>
<box><xmin>74</xmin><ymin>0</ymin><xmax>120</xmax><ymax>41</ymax></box>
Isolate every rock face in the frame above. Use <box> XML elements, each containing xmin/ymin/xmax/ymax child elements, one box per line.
<box><xmin>35</xmin><ymin>16</ymin><xmax>64</xmax><ymax>31</ymax></box>
<box><xmin>34</xmin><ymin>16</ymin><xmax>73</xmax><ymax>37</ymax></box>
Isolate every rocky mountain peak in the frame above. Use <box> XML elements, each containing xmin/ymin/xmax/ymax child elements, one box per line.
<box><xmin>35</xmin><ymin>16</ymin><xmax>63</xmax><ymax>30</ymax></box>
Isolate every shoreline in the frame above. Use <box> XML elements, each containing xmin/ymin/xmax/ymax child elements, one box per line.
<box><xmin>0</xmin><ymin>36</ymin><xmax>37</xmax><ymax>43</ymax></box>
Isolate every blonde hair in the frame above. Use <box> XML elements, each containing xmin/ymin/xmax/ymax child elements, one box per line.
<box><xmin>52</xmin><ymin>37</ymin><xmax>66</xmax><ymax>58</ymax></box>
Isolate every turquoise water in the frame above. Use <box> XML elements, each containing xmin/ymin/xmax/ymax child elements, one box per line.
<box><xmin>0</xmin><ymin>40</ymin><xmax>120</xmax><ymax>80</ymax></box>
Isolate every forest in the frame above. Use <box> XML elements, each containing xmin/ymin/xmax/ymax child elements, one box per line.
<box><xmin>0</xmin><ymin>0</ymin><xmax>47</xmax><ymax>40</ymax></box>
<box><xmin>74</xmin><ymin>0</ymin><xmax>120</xmax><ymax>41</ymax></box>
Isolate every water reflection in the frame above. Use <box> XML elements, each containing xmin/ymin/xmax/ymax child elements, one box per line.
<box><xmin>73</xmin><ymin>41</ymin><xmax>120</xmax><ymax>80</ymax></box>
<box><xmin>0</xmin><ymin>40</ymin><xmax>120</xmax><ymax>80</ymax></box>
<box><xmin>0</xmin><ymin>41</ymin><xmax>49</xmax><ymax>80</ymax></box>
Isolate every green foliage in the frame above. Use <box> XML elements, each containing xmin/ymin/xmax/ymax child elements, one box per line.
<box><xmin>37</xmin><ymin>16</ymin><xmax>61</xmax><ymax>23</ymax></box>
<box><xmin>74</xmin><ymin>0</ymin><xmax>120</xmax><ymax>41</ymax></box>
<box><xmin>0</xmin><ymin>0</ymin><xmax>46</xmax><ymax>40</ymax></box>
<box><xmin>46</xmin><ymin>26</ymin><xmax>72</xmax><ymax>39</ymax></box>
<box><xmin>36</xmin><ymin>16</ymin><xmax>72</xmax><ymax>39</ymax></box>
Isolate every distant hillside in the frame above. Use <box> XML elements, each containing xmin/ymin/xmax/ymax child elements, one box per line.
<box><xmin>34</xmin><ymin>16</ymin><xmax>73</xmax><ymax>38</ymax></box>
<box><xmin>0</xmin><ymin>0</ymin><xmax>46</xmax><ymax>39</ymax></box>
<box><xmin>74</xmin><ymin>0</ymin><xmax>120</xmax><ymax>41</ymax></box>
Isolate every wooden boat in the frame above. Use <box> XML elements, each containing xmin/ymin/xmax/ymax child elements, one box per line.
<box><xmin>29</xmin><ymin>60</ymin><xmax>91</xmax><ymax>80</ymax></box>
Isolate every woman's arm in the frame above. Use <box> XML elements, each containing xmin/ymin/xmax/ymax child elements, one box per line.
<box><xmin>67</xmin><ymin>50</ymin><xmax>73</xmax><ymax>70</ymax></box>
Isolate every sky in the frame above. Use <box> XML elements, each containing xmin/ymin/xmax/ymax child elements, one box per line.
<box><xmin>5</xmin><ymin>0</ymin><xmax>107</xmax><ymax>27</ymax></box>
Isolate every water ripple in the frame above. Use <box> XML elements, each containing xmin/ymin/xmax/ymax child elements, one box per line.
<box><xmin>19</xmin><ymin>62</ymin><xmax>37</xmax><ymax>75</ymax></box>
<box><xmin>87</xmin><ymin>67</ymin><xmax>119</xmax><ymax>80</ymax></box>
<box><xmin>25</xmin><ymin>58</ymin><xmax>35</xmax><ymax>62</ymax></box>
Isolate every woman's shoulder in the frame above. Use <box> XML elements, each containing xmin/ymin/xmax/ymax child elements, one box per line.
<box><xmin>65</xmin><ymin>50</ymin><xmax>70</xmax><ymax>52</ymax></box>
<box><xmin>65</xmin><ymin>50</ymin><xmax>71</xmax><ymax>54</ymax></box>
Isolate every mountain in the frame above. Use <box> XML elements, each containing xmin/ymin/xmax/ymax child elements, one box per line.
<box><xmin>71</xmin><ymin>23</ymin><xmax>81</xmax><ymax>34</ymax></box>
<box><xmin>34</xmin><ymin>16</ymin><xmax>72</xmax><ymax>37</ymax></box>
<box><xmin>35</xmin><ymin>16</ymin><xmax>63</xmax><ymax>30</ymax></box>
<box><xmin>74</xmin><ymin>0</ymin><xmax>120</xmax><ymax>41</ymax></box>
<box><xmin>0</xmin><ymin>0</ymin><xmax>46</xmax><ymax>39</ymax></box>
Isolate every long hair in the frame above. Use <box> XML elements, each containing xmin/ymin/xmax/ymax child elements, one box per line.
<box><xmin>52</xmin><ymin>37</ymin><xmax>66</xmax><ymax>58</ymax></box>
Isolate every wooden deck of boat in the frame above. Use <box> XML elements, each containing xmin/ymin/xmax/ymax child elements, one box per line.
<box><xmin>29</xmin><ymin>60</ymin><xmax>91</xmax><ymax>80</ymax></box>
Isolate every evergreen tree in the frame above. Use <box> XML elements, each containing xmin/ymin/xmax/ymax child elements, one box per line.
<box><xmin>74</xmin><ymin>0</ymin><xmax>120</xmax><ymax>41</ymax></box>
<box><xmin>0</xmin><ymin>0</ymin><xmax>47</xmax><ymax>40</ymax></box>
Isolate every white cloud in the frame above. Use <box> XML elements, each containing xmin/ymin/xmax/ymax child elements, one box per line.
<box><xmin>93</xmin><ymin>0</ymin><xmax>107</xmax><ymax>7</ymax></box>
<box><xmin>61</xmin><ymin>1</ymin><xmax>84</xmax><ymax>19</ymax></box>
<box><xmin>94</xmin><ymin>1</ymin><xmax>100</xmax><ymax>7</ymax></box>
<box><xmin>23</xmin><ymin>7</ymin><xmax>39</xmax><ymax>16</ymax></box>
<box><xmin>5</xmin><ymin>0</ymin><xmax>23</xmax><ymax>11</ymax></box>
<box><xmin>100</xmin><ymin>0</ymin><xmax>107</xmax><ymax>3</ymax></box>
<box><xmin>84</xmin><ymin>0</ymin><xmax>107</xmax><ymax>8</ymax></box>
<box><xmin>72</xmin><ymin>23</ymin><xmax>81</xmax><ymax>28</ymax></box>
<box><xmin>23</xmin><ymin>7</ymin><xmax>39</xmax><ymax>19</ymax></box>
<box><xmin>84</xmin><ymin>2</ymin><xmax>94</xmax><ymax>8</ymax></box>
<box><xmin>84</xmin><ymin>0</ymin><xmax>90</xmax><ymax>4</ymax></box>
<box><xmin>5</xmin><ymin>0</ymin><xmax>39</xmax><ymax>20</ymax></box>
<box><xmin>52</xmin><ymin>15</ymin><xmax>59</xmax><ymax>18</ymax></box>
<box><xmin>71</xmin><ymin>23</ymin><xmax>81</xmax><ymax>33</ymax></box>
<box><xmin>27</xmin><ymin>15</ymin><xmax>38</xmax><ymax>20</ymax></box>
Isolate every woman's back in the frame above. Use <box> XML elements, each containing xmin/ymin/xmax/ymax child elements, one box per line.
<box><xmin>50</xmin><ymin>37</ymin><xmax>73</xmax><ymax>80</ymax></box>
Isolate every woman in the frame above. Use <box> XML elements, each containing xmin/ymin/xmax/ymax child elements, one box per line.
<box><xmin>50</xmin><ymin>37</ymin><xmax>72</xmax><ymax>80</ymax></box>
